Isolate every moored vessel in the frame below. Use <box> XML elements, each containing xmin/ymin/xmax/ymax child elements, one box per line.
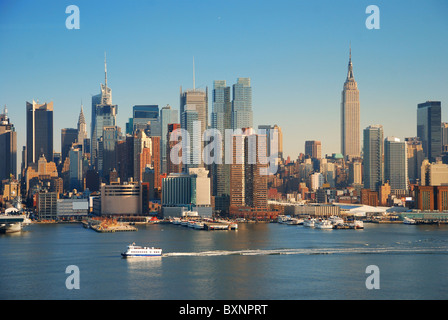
<box><xmin>303</xmin><ymin>218</ymin><xmax>316</xmax><ymax>228</ymax></box>
<box><xmin>0</xmin><ymin>208</ymin><xmax>31</xmax><ymax>234</ymax></box>
<box><xmin>403</xmin><ymin>217</ymin><xmax>416</xmax><ymax>225</ymax></box>
<box><xmin>314</xmin><ymin>219</ymin><xmax>333</xmax><ymax>229</ymax></box>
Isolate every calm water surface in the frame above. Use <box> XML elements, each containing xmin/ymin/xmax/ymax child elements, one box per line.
<box><xmin>1</xmin><ymin>221</ymin><xmax>448</xmax><ymax>300</ymax></box>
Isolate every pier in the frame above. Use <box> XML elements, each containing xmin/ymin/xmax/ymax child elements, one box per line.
<box><xmin>82</xmin><ymin>217</ymin><xmax>137</xmax><ymax>233</ymax></box>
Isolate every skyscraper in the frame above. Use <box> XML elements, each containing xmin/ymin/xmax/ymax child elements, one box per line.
<box><xmin>132</xmin><ymin>105</ymin><xmax>161</xmax><ymax>136</ymax></box>
<box><xmin>181</xmin><ymin>104</ymin><xmax>200</xmax><ymax>169</ymax></box>
<box><xmin>212</xmin><ymin>80</ymin><xmax>232</xmax><ymax>135</ymax></box>
<box><xmin>91</xmin><ymin>55</ymin><xmax>118</xmax><ymax>170</ymax></box>
<box><xmin>69</xmin><ymin>145</ymin><xmax>83</xmax><ymax>191</ymax></box>
<box><xmin>160</xmin><ymin>105</ymin><xmax>179</xmax><ymax>173</ymax></box>
<box><xmin>61</xmin><ymin>128</ymin><xmax>78</xmax><ymax>166</ymax></box>
<box><xmin>341</xmin><ymin>48</ymin><xmax>360</xmax><ymax>160</ymax></box>
<box><xmin>180</xmin><ymin>82</ymin><xmax>208</xmax><ymax>170</ymax></box>
<box><xmin>384</xmin><ymin>137</ymin><xmax>408</xmax><ymax>193</ymax></box>
<box><xmin>363</xmin><ymin>125</ymin><xmax>383</xmax><ymax>192</ymax></box>
<box><xmin>442</xmin><ymin>123</ymin><xmax>448</xmax><ymax>153</ymax></box>
<box><xmin>26</xmin><ymin>100</ymin><xmax>54</xmax><ymax>165</ymax></box>
<box><xmin>405</xmin><ymin>137</ymin><xmax>424</xmax><ymax>184</ymax></box>
<box><xmin>101</xmin><ymin>126</ymin><xmax>120</xmax><ymax>178</ymax></box>
<box><xmin>211</xmin><ymin>80</ymin><xmax>232</xmax><ymax>204</ymax></box>
<box><xmin>229</xmin><ymin>129</ymin><xmax>268</xmax><ymax>218</ymax></box>
<box><xmin>133</xmin><ymin>129</ymin><xmax>151</xmax><ymax>181</ymax></box>
<box><xmin>77</xmin><ymin>103</ymin><xmax>88</xmax><ymax>152</ymax></box>
<box><xmin>417</xmin><ymin>101</ymin><xmax>442</xmax><ymax>162</ymax></box>
<box><xmin>232</xmin><ymin>78</ymin><xmax>253</xmax><ymax>130</ymax></box>
<box><xmin>166</xmin><ymin>123</ymin><xmax>182</xmax><ymax>175</ymax></box>
<box><xmin>305</xmin><ymin>140</ymin><xmax>322</xmax><ymax>159</ymax></box>
<box><xmin>258</xmin><ymin>124</ymin><xmax>283</xmax><ymax>162</ymax></box>
<box><xmin>0</xmin><ymin>106</ymin><xmax>17</xmax><ymax>180</ymax></box>
<box><xmin>180</xmin><ymin>87</ymin><xmax>208</xmax><ymax>137</ymax></box>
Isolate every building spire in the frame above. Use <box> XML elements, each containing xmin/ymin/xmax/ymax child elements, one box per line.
<box><xmin>104</xmin><ymin>51</ymin><xmax>108</xmax><ymax>88</ymax></box>
<box><xmin>349</xmin><ymin>41</ymin><xmax>351</xmax><ymax>61</ymax></box>
<box><xmin>78</xmin><ymin>101</ymin><xmax>86</xmax><ymax>125</ymax></box>
<box><xmin>193</xmin><ymin>56</ymin><xmax>195</xmax><ymax>91</ymax></box>
<box><xmin>347</xmin><ymin>44</ymin><xmax>354</xmax><ymax>81</ymax></box>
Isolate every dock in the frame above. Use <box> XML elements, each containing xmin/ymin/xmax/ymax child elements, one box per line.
<box><xmin>82</xmin><ymin>217</ymin><xmax>137</xmax><ymax>233</ymax></box>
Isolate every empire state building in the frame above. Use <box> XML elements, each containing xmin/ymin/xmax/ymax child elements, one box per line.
<box><xmin>341</xmin><ymin>48</ymin><xmax>360</xmax><ymax>159</ymax></box>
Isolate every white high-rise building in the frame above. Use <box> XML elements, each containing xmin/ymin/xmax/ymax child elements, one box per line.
<box><xmin>310</xmin><ymin>172</ymin><xmax>324</xmax><ymax>191</ymax></box>
<box><xmin>341</xmin><ymin>47</ymin><xmax>360</xmax><ymax>159</ymax></box>
<box><xmin>384</xmin><ymin>137</ymin><xmax>408</xmax><ymax>193</ymax></box>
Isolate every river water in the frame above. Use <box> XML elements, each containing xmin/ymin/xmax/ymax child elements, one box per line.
<box><xmin>1</xmin><ymin>221</ymin><xmax>448</xmax><ymax>300</ymax></box>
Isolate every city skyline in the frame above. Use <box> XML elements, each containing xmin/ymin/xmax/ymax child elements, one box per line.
<box><xmin>1</xmin><ymin>1</ymin><xmax>448</xmax><ymax>167</ymax></box>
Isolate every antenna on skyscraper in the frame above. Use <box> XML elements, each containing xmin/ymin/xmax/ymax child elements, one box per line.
<box><xmin>104</xmin><ymin>51</ymin><xmax>108</xmax><ymax>88</ymax></box>
<box><xmin>349</xmin><ymin>41</ymin><xmax>352</xmax><ymax>61</ymax></box>
<box><xmin>193</xmin><ymin>56</ymin><xmax>195</xmax><ymax>91</ymax></box>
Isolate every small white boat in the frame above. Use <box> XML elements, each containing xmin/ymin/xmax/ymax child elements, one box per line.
<box><xmin>286</xmin><ymin>218</ymin><xmax>303</xmax><ymax>225</ymax></box>
<box><xmin>303</xmin><ymin>218</ymin><xmax>316</xmax><ymax>228</ymax></box>
<box><xmin>347</xmin><ymin>220</ymin><xmax>364</xmax><ymax>229</ymax></box>
<box><xmin>277</xmin><ymin>215</ymin><xmax>288</xmax><ymax>224</ymax></box>
<box><xmin>194</xmin><ymin>221</ymin><xmax>205</xmax><ymax>230</ymax></box>
<box><xmin>403</xmin><ymin>217</ymin><xmax>416</xmax><ymax>225</ymax></box>
<box><xmin>229</xmin><ymin>222</ymin><xmax>238</xmax><ymax>230</ymax></box>
<box><xmin>171</xmin><ymin>217</ymin><xmax>182</xmax><ymax>225</ymax></box>
<box><xmin>329</xmin><ymin>216</ymin><xmax>344</xmax><ymax>226</ymax></box>
<box><xmin>187</xmin><ymin>220</ymin><xmax>196</xmax><ymax>228</ymax></box>
<box><xmin>121</xmin><ymin>243</ymin><xmax>162</xmax><ymax>257</ymax></box>
<box><xmin>315</xmin><ymin>219</ymin><xmax>333</xmax><ymax>229</ymax></box>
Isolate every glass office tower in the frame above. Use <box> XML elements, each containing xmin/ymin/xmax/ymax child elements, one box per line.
<box><xmin>363</xmin><ymin>125</ymin><xmax>383</xmax><ymax>192</ymax></box>
<box><xmin>232</xmin><ymin>78</ymin><xmax>253</xmax><ymax>130</ymax></box>
<box><xmin>26</xmin><ymin>100</ymin><xmax>53</xmax><ymax>165</ymax></box>
<box><xmin>417</xmin><ymin>101</ymin><xmax>441</xmax><ymax>162</ymax></box>
<box><xmin>384</xmin><ymin>137</ymin><xmax>408</xmax><ymax>193</ymax></box>
<box><xmin>133</xmin><ymin>105</ymin><xmax>161</xmax><ymax>136</ymax></box>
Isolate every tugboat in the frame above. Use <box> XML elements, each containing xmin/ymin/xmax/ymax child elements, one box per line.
<box><xmin>121</xmin><ymin>243</ymin><xmax>162</xmax><ymax>257</ymax></box>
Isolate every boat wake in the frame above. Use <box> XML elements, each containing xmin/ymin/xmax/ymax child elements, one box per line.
<box><xmin>162</xmin><ymin>246</ymin><xmax>448</xmax><ymax>257</ymax></box>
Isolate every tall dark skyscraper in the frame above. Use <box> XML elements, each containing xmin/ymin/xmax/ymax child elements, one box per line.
<box><xmin>26</xmin><ymin>100</ymin><xmax>53</xmax><ymax>165</ymax></box>
<box><xmin>363</xmin><ymin>125</ymin><xmax>383</xmax><ymax>192</ymax></box>
<box><xmin>61</xmin><ymin>128</ymin><xmax>78</xmax><ymax>166</ymax></box>
<box><xmin>0</xmin><ymin>106</ymin><xmax>17</xmax><ymax>180</ymax></box>
<box><xmin>211</xmin><ymin>80</ymin><xmax>232</xmax><ymax>199</ymax></box>
<box><xmin>417</xmin><ymin>101</ymin><xmax>441</xmax><ymax>162</ymax></box>
<box><xmin>132</xmin><ymin>105</ymin><xmax>160</xmax><ymax>136</ymax></box>
<box><xmin>160</xmin><ymin>105</ymin><xmax>179</xmax><ymax>174</ymax></box>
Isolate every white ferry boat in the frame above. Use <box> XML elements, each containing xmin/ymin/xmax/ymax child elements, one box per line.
<box><xmin>314</xmin><ymin>219</ymin><xmax>333</xmax><ymax>229</ymax></box>
<box><xmin>121</xmin><ymin>243</ymin><xmax>162</xmax><ymax>257</ymax></box>
<box><xmin>0</xmin><ymin>208</ymin><xmax>31</xmax><ymax>234</ymax></box>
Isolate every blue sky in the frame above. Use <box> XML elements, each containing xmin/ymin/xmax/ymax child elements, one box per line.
<box><xmin>1</xmin><ymin>0</ymin><xmax>447</xmax><ymax>164</ymax></box>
